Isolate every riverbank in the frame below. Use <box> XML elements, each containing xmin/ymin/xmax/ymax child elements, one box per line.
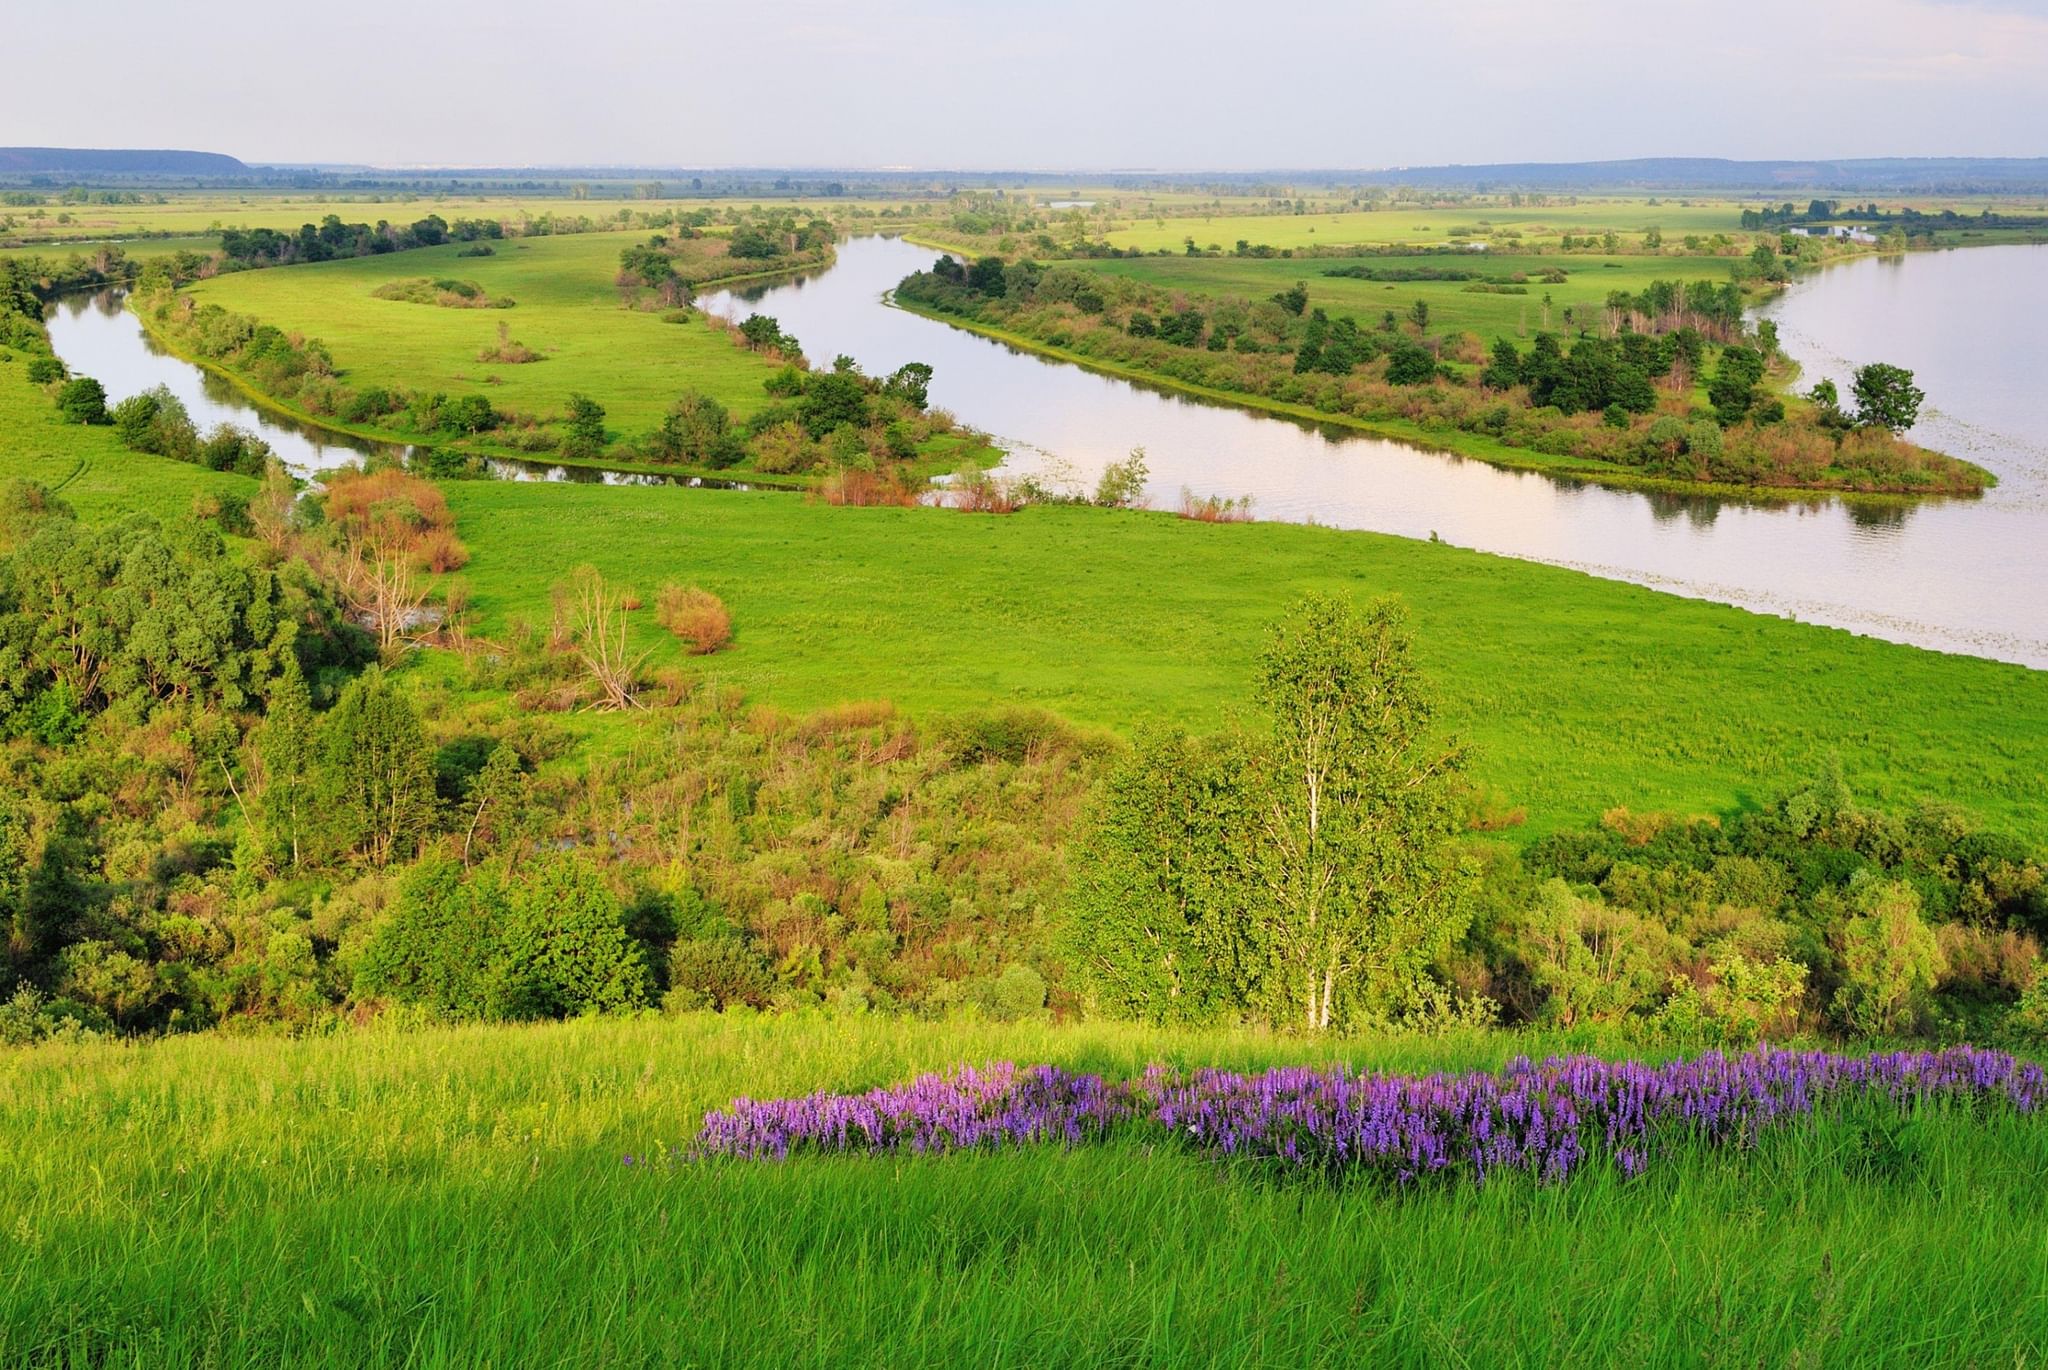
<box><xmin>887</xmin><ymin>294</ymin><xmax>1982</xmax><ymax>508</ymax></box>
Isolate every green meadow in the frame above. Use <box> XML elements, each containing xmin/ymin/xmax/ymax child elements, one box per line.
<box><xmin>1102</xmin><ymin>198</ymin><xmax>1749</xmax><ymax>252</ymax></box>
<box><xmin>180</xmin><ymin>232</ymin><xmax>792</xmax><ymax>434</ymax></box>
<box><xmin>5</xmin><ymin>1013</ymin><xmax>2045</xmax><ymax>1365</ymax></box>
<box><xmin>1076</xmin><ymin>252</ymin><xmax>1746</xmax><ymax>349</ymax></box>
<box><xmin>440</xmin><ymin>480</ymin><xmax>2048</xmax><ymax>842</ymax></box>
<box><xmin>0</xmin><ymin>347</ymin><xmax>252</xmax><ymax>518</ymax></box>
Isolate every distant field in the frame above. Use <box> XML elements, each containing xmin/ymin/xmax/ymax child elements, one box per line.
<box><xmin>1077</xmin><ymin>251</ymin><xmax>1745</xmax><ymax>347</ymax></box>
<box><xmin>441</xmin><ymin>481</ymin><xmax>2048</xmax><ymax>841</ymax></box>
<box><xmin>6</xmin><ymin>1013</ymin><xmax>2046</xmax><ymax>1364</ymax></box>
<box><xmin>183</xmin><ymin>233</ymin><xmax>793</xmax><ymax>433</ymax></box>
<box><xmin>1104</xmin><ymin>198</ymin><xmax>1749</xmax><ymax>251</ymax></box>
<box><xmin>0</xmin><ymin>193</ymin><xmax>921</xmax><ymax>242</ymax></box>
<box><xmin>0</xmin><ymin>233</ymin><xmax>222</xmax><ymax>263</ymax></box>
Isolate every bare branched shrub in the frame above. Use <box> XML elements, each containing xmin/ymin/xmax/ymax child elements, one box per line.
<box><xmin>332</xmin><ymin>539</ymin><xmax>431</xmax><ymax>658</ymax></box>
<box><xmin>560</xmin><ymin>565</ymin><xmax>649</xmax><ymax>709</ymax></box>
<box><xmin>656</xmin><ymin>583</ymin><xmax>733</xmax><ymax>655</ymax></box>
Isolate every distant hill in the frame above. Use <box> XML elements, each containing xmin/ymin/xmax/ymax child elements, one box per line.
<box><xmin>1374</xmin><ymin>157</ymin><xmax>2048</xmax><ymax>194</ymax></box>
<box><xmin>0</xmin><ymin>147</ymin><xmax>250</xmax><ymax>178</ymax></box>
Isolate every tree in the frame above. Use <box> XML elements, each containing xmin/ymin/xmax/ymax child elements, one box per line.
<box><xmin>498</xmin><ymin>856</ymin><xmax>652</xmax><ymax>1016</ymax></box>
<box><xmin>1270</xmin><ymin>282</ymin><xmax>1308</xmax><ymax>316</ymax></box>
<box><xmin>1407</xmin><ymin>299</ymin><xmax>1430</xmax><ymax>331</ymax></box>
<box><xmin>559</xmin><ymin>565</ymin><xmax>646</xmax><ymax>710</ymax></box>
<box><xmin>1851</xmin><ymin>363</ymin><xmax>1924</xmax><ymax>433</ymax></box>
<box><xmin>314</xmin><ymin>669</ymin><xmax>438</xmax><ymax>866</ymax></box>
<box><xmin>1832</xmin><ymin>880</ymin><xmax>1945</xmax><ymax>1036</ymax></box>
<box><xmin>1245</xmin><ymin>595</ymin><xmax>1470</xmax><ymax>1030</ymax></box>
<box><xmin>55</xmin><ymin>377</ymin><xmax>109</xmax><ymax>425</ymax></box>
<box><xmin>257</xmin><ymin>657</ymin><xmax>317</xmax><ymax>869</ymax></box>
<box><xmin>882</xmin><ymin>362</ymin><xmax>933</xmax><ymax>409</ymax></box>
<box><xmin>1384</xmin><ymin>340</ymin><xmax>1438</xmax><ymax>386</ymax></box>
<box><xmin>1480</xmin><ymin>338</ymin><xmax>1522</xmax><ymax>391</ymax></box>
<box><xmin>564</xmin><ymin>394</ymin><xmax>606</xmax><ymax>447</ymax></box>
<box><xmin>1062</xmin><ymin>727</ymin><xmax>1253</xmax><ymax>1024</ymax></box>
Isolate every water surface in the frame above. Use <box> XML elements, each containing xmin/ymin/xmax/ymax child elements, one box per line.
<box><xmin>699</xmin><ymin>237</ymin><xmax>2048</xmax><ymax>667</ymax></box>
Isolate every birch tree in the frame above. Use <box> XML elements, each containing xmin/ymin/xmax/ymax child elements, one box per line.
<box><xmin>1247</xmin><ymin>594</ymin><xmax>1469</xmax><ymax>1031</ymax></box>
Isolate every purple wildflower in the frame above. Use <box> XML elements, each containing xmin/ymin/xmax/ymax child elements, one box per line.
<box><xmin>691</xmin><ymin>1046</ymin><xmax>2045</xmax><ymax>1187</ymax></box>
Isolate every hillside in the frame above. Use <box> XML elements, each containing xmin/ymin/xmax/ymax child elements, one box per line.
<box><xmin>0</xmin><ymin>146</ymin><xmax>249</xmax><ymax>178</ymax></box>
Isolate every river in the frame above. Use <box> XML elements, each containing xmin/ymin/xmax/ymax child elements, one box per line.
<box><xmin>38</xmin><ymin>240</ymin><xmax>2048</xmax><ymax>667</ymax></box>
<box><xmin>37</xmin><ymin>289</ymin><xmax>729</xmax><ymax>489</ymax></box>
<box><xmin>699</xmin><ymin>236</ymin><xmax>2048</xmax><ymax>668</ymax></box>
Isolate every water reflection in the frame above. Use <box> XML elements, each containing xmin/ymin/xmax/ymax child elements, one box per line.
<box><xmin>42</xmin><ymin>289</ymin><xmax>396</xmax><ymax>474</ymax></box>
<box><xmin>698</xmin><ymin>237</ymin><xmax>2046</xmax><ymax>667</ymax></box>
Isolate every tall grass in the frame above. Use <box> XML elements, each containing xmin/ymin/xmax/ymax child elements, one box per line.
<box><xmin>5</xmin><ymin>1014</ymin><xmax>2045</xmax><ymax>1364</ymax></box>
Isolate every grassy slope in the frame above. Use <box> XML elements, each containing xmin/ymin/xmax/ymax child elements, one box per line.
<box><xmin>4</xmin><ymin>1014</ymin><xmax>2044</xmax><ymax>1364</ymax></box>
<box><xmin>0</xmin><ymin>352</ymin><xmax>252</xmax><ymax>518</ymax></box>
<box><xmin>182</xmin><ymin>233</ymin><xmax>791</xmax><ymax>434</ymax></box>
<box><xmin>444</xmin><ymin>482</ymin><xmax>2048</xmax><ymax>842</ymax></box>
<box><xmin>1079</xmin><ymin>252</ymin><xmax>1746</xmax><ymax>349</ymax></box>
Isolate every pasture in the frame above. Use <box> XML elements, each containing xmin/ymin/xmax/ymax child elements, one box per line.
<box><xmin>182</xmin><ymin>232</ymin><xmax>795</xmax><ymax>434</ymax></box>
<box><xmin>1101</xmin><ymin>197</ymin><xmax>1749</xmax><ymax>252</ymax></box>
<box><xmin>1077</xmin><ymin>251</ymin><xmax>1745</xmax><ymax>348</ymax></box>
<box><xmin>0</xmin><ymin>192</ymin><xmax>916</xmax><ymax>246</ymax></box>
<box><xmin>0</xmin><ymin>346</ymin><xmax>253</xmax><ymax>519</ymax></box>
<box><xmin>4</xmin><ymin>1013</ymin><xmax>2044</xmax><ymax>1364</ymax></box>
<box><xmin>439</xmin><ymin>480</ymin><xmax>2048</xmax><ymax>842</ymax></box>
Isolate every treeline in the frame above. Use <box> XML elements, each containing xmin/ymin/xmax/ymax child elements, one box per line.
<box><xmin>893</xmin><ymin>256</ymin><xmax>1987</xmax><ymax>495</ymax></box>
<box><xmin>220</xmin><ymin>213</ymin><xmax>505</xmax><ymax>268</ymax></box>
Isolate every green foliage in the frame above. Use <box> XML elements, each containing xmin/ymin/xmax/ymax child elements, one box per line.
<box><xmin>313</xmin><ymin>669</ymin><xmax>438</xmax><ymax>866</ymax></box>
<box><xmin>55</xmin><ymin>376</ymin><xmax>109</xmax><ymax>425</ymax></box>
<box><xmin>0</xmin><ymin>513</ymin><xmax>337</xmax><ymax>720</ymax></box>
<box><xmin>1062</xmin><ymin>727</ymin><xmax>1252</xmax><ymax>1025</ymax></box>
<box><xmin>1852</xmin><ymin>362</ymin><xmax>1925</xmax><ymax>433</ymax></box>
<box><xmin>1066</xmin><ymin>596</ymin><xmax>1469</xmax><ymax>1032</ymax></box>
<box><xmin>1833</xmin><ymin>880</ymin><xmax>1946</xmax><ymax>1037</ymax></box>
<box><xmin>359</xmin><ymin>855</ymin><xmax>651</xmax><ymax>1020</ymax></box>
<box><xmin>1091</xmin><ymin>448</ymin><xmax>1149</xmax><ymax>509</ymax></box>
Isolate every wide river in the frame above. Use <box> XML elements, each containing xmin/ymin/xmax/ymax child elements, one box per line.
<box><xmin>702</xmin><ymin>237</ymin><xmax>2048</xmax><ymax>668</ymax></box>
<box><xmin>40</xmin><ymin>238</ymin><xmax>2048</xmax><ymax>667</ymax></box>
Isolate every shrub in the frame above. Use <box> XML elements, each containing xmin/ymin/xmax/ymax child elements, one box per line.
<box><xmin>1834</xmin><ymin>880</ymin><xmax>1946</xmax><ymax>1037</ymax></box>
<box><xmin>656</xmin><ymin>584</ymin><xmax>732</xmax><ymax>654</ymax></box>
<box><xmin>55</xmin><ymin>376</ymin><xmax>110</xmax><ymax>424</ymax></box>
<box><xmin>25</xmin><ymin>354</ymin><xmax>65</xmax><ymax>384</ymax></box>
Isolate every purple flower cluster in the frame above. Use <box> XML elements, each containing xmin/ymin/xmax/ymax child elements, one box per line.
<box><xmin>695</xmin><ymin>1062</ymin><xmax>1134</xmax><ymax>1160</ymax></box>
<box><xmin>695</xmin><ymin>1046</ymin><xmax>2044</xmax><ymax>1185</ymax></box>
<box><xmin>1149</xmin><ymin>1046</ymin><xmax>2043</xmax><ymax>1184</ymax></box>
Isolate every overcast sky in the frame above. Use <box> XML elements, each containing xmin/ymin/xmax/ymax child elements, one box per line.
<box><xmin>13</xmin><ymin>0</ymin><xmax>2048</xmax><ymax>169</ymax></box>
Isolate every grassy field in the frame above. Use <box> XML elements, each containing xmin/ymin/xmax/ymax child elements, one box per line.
<box><xmin>440</xmin><ymin>481</ymin><xmax>2048</xmax><ymax>842</ymax></box>
<box><xmin>1077</xmin><ymin>251</ymin><xmax>1742</xmax><ymax>349</ymax></box>
<box><xmin>182</xmin><ymin>233</ymin><xmax>794</xmax><ymax>434</ymax></box>
<box><xmin>0</xmin><ymin>193</ymin><xmax>920</xmax><ymax>244</ymax></box>
<box><xmin>4</xmin><ymin>1013</ymin><xmax>2045</xmax><ymax>1364</ymax></box>
<box><xmin>1102</xmin><ymin>198</ymin><xmax>1750</xmax><ymax>252</ymax></box>
<box><xmin>0</xmin><ymin>349</ymin><xmax>253</xmax><ymax>520</ymax></box>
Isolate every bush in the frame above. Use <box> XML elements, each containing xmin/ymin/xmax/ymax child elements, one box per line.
<box><xmin>25</xmin><ymin>355</ymin><xmax>65</xmax><ymax>384</ymax></box>
<box><xmin>55</xmin><ymin>376</ymin><xmax>110</xmax><ymax>424</ymax></box>
<box><xmin>1833</xmin><ymin>881</ymin><xmax>1946</xmax><ymax>1037</ymax></box>
<box><xmin>667</xmin><ymin>936</ymin><xmax>774</xmax><ymax>1011</ymax></box>
<box><xmin>656</xmin><ymin>584</ymin><xmax>732</xmax><ymax>654</ymax></box>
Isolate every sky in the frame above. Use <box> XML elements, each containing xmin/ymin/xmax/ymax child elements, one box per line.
<box><xmin>11</xmin><ymin>0</ymin><xmax>2048</xmax><ymax>170</ymax></box>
